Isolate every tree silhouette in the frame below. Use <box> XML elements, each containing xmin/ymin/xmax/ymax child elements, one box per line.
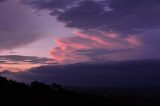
<box><xmin>0</xmin><ymin>76</ymin><xmax>158</xmax><ymax>106</ymax></box>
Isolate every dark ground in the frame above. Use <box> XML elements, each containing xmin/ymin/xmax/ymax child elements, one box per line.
<box><xmin>0</xmin><ymin>76</ymin><xmax>160</xmax><ymax>106</ymax></box>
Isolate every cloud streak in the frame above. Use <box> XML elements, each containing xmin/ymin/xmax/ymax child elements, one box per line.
<box><xmin>0</xmin><ymin>55</ymin><xmax>54</xmax><ymax>64</ymax></box>
<box><xmin>0</xmin><ymin>55</ymin><xmax>56</xmax><ymax>72</ymax></box>
<box><xmin>51</xmin><ymin>31</ymin><xmax>141</xmax><ymax>63</ymax></box>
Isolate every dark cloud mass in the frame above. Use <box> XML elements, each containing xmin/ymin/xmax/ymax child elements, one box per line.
<box><xmin>22</xmin><ymin>0</ymin><xmax>160</xmax><ymax>34</ymax></box>
<box><xmin>3</xmin><ymin>60</ymin><xmax>160</xmax><ymax>86</ymax></box>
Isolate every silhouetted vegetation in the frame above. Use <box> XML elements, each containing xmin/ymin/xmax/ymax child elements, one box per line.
<box><xmin>0</xmin><ymin>76</ymin><xmax>160</xmax><ymax>106</ymax></box>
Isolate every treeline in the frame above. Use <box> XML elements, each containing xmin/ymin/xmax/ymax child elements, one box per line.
<box><xmin>0</xmin><ymin>76</ymin><xmax>159</xmax><ymax>106</ymax></box>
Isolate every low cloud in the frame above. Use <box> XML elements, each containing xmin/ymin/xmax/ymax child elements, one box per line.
<box><xmin>0</xmin><ymin>55</ymin><xmax>54</xmax><ymax>64</ymax></box>
<box><xmin>3</xmin><ymin>60</ymin><xmax>160</xmax><ymax>86</ymax></box>
<box><xmin>0</xmin><ymin>55</ymin><xmax>56</xmax><ymax>72</ymax></box>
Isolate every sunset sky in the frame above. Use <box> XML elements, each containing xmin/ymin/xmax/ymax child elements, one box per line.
<box><xmin>0</xmin><ymin>0</ymin><xmax>160</xmax><ymax>86</ymax></box>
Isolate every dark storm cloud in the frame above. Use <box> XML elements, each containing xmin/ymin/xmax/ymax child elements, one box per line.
<box><xmin>22</xmin><ymin>0</ymin><xmax>160</xmax><ymax>34</ymax></box>
<box><xmin>3</xmin><ymin>60</ymin><xmax>160</xmax><ymax>86</ymax></box>
<box><xmin>0</xmin><ymin>55</ymin><xmax>54</xmax><ymax>64</ymax></box>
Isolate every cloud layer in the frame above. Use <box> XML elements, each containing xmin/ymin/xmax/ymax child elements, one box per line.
<box><xmin>51</xmin><ymin>31</ymin><xmax>141</xmax><ymax>63</ymax></box>
<box><xmin>3</xmin><ymin>60</ymin><xmax>160</xmax><ymax>86</ymax></box>
<box><xmin>0</xmin><ymin>55</ymin><xmax>55</xmax><ymax>72</ymax></box>
<box><xmin>23</xmin><ymin>0</ymin><xmax>160</xmax><ymax>34</ymax></box>
<box><xmin>0</xmin><ymin>55</ymin><xmax>53</xmax><ymax>64</ymax></box>
<box><xmin>22</xmin><ymin>0</ymin><xmax>160</xmax><ymax>63</ymax></box>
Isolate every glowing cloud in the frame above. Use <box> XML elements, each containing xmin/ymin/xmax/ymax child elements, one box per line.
<box><xmin>51</xmin><ymin>31</ymin><xmax>141</xmax><ymax>63</ymax></box>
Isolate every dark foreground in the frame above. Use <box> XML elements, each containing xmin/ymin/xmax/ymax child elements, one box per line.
<box><xmin>0</xmin><ymin>76</ymin><xmax>160</xmax><ymax>106</ymax></box>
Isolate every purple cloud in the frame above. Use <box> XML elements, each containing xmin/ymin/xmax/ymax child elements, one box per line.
<box><xmin>22</xmin><ymin>0</ymin><xmax>160</xmax><ymax>34</ymax></box>
<box><xmin>51</xmin><ymin>31</ymin><xmax>141</xmax><ymax>63</ymax></box>
<box><xmin>22</xmin><ymin>0</ymin><xmax>160</xmax><ymax>63</ymax></box>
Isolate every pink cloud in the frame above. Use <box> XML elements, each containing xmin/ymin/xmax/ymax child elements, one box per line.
<box><xmin>51</xmin><ymin>31</ymin><xmax>142</xmax><ymax>63</ymax></box>
<box><xmin>125</xmin><ymin>36</ymin><xmax>142</xmax><ymax>47</ymax></box>
<box><xmin>74</xmin><ymin>31</ymin><xmax>141</xmax><ymax>49</ymax></box>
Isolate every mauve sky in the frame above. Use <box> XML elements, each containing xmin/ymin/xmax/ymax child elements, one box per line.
<box><xmin>0</xmin><ymin>0</ymin><xmax>160</xmax><ymax>86</ymax></box>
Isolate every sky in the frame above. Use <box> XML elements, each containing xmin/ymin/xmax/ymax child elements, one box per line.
<box><xmin>0</xmin><ymin>0</ymin><xmax>160</xmax><ymax>86</ymax></box>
